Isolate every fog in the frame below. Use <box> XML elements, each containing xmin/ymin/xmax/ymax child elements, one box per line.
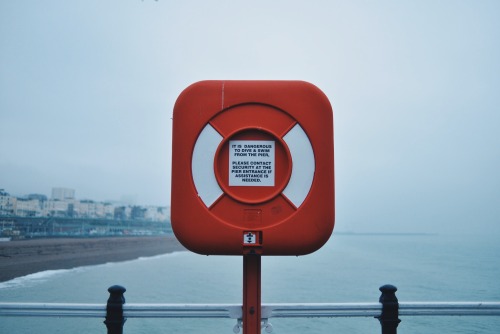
<box><xmin>1</xmin><ymin>1</ymin><xmax>499</xmax><ymax>234</ymax></box>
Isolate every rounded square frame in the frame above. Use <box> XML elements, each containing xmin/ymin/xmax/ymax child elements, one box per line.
<box><xmin>171</xmin><ymin>80</ymin><xmax>334</xmax><ymax>255</ymax></box>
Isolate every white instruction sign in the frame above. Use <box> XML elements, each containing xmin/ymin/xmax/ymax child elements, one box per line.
<box><xmin>229</xmin><ymin>140</ymin><xmax>275</xmax><ymax>186</ymax></box>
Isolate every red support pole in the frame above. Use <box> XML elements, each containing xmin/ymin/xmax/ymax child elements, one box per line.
<box><xmin>243</xmin><ymin>254</ymin><xmax>261</xmax><ymax>334</ymax></box>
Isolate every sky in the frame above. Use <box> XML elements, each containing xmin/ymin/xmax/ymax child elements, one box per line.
<box><xmin>1</xmin><ymin>1</ymin><xmax>499</xmax><ymax>234</ymax></box>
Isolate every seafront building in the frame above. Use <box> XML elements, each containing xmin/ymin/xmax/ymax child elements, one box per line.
<box><xmin>51</xmin><ymin>187</ymin><xmax>75</xmax><ymax>201</ymax></box>
<box><xmin>0</xmin><ymin>188</ymin><xmax>169</xmax><ymax>222</ymax></box>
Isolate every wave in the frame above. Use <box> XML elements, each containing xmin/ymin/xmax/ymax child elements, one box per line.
<box><xmin>134</xmin><ymin>250</ymin><xmax>188</xmax><ymax>262</ymax></box>
<box><xmin>0</xmin><ymin>267</ymin><xmax>85</xmax><ymax>290</ymax></box>
<box><xmin>0</xmin><ymin>251</ymin><xmax>189</xmax><ymax>290</ymax></box>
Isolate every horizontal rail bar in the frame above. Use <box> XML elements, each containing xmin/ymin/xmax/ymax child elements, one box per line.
<box><xmin>0</xmin><ymin>303</ymin><xmax>106</xmax><ymax>318</ymax></box>
<box><xmin>399</xmin><ymin>302</ymin><xmax>500</xmax><ymax>316</ymax></box>
<box><xmin>1</xmin><ymin>302</ymin><xmax>500</xmax><ymax>319</ymax></box>
<box><xmin>123</xmin><ymin>304</ymin><xmax>242</xmax><ymax>319</ymax></box>
<box><xmin>262</xmin><ymin>303</ymin><xmax>382</xmax><ymax>318</ymax></box>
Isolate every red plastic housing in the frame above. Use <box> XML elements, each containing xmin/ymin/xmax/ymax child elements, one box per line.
<box><xmin>171</xmin><ymin>80</ymin><xmax>334</xmax><ymax>255</ymax></box>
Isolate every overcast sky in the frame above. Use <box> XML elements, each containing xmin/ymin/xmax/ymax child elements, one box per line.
<box><xmin>1</xmin><ymin>1</ymin><xmax>499</xmax><ymax>234</ymax></box>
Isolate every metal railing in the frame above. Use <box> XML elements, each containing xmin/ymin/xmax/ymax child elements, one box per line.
<box><xmin>1</xmin><ymin>285</ymin><xmax>500</xmax><ymax>333</ymax></box>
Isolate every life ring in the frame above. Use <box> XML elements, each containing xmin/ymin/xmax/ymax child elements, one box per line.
<box><xmin>191</xmin><ymin>113</ymin><xmax>315</xmax><ymax>210</ymax></box>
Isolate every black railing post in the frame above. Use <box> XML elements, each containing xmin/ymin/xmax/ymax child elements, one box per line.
<box><xmin>376</xmin><ymin>284</ymin><xmax>401</xmax><ymax>334</ymax></box>
<box><xmin>104</xmin><ymin>285</ymin><xmax>126</xmax><ymax>334</ymax></box>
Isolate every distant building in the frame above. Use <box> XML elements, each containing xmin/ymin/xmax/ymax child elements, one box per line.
<box><xmin>1</xmin><ymin>187</ymin><xmax>170</xmax><ymax>222</ymax></box>
<box><xmin>15</xmin><ymin>198</ymin><xmax>41</xmax><ymax>217</ymax></box>
<box><xmin>26</xmin><ymin>194</ymin><xmax>48</xmax><ymax>202</ymax></box>
<box><xmin>0</xmin><ymin>189</ymin><xmax>16</xmax><ymax>215</ymax></box>
<box><xmin>51</xmin><ymin>187</ymin><xmax>75</xmax><ymax>201</ymax></box>
<box><xmin>80</xmin><ymin>201</ymin><xmax>115</xmax><ymax>219</ymax></box>
<box><xmin>42</xmin><ymin>199</ymin><xmax>69</xmax><ymax>217</ymax></box>
<box><xmin>144</xmin><ymin>206</ymin><xmax>169</xmax><ymax>221</ymax></box>
<box><xmin>114</xmin><ymin>206</ymin><xmax>128</xmax><ymax>220</ymax></box>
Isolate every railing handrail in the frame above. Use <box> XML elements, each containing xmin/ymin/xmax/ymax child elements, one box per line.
<box><xmin>3</xmin><ymin>284</ymin><xmax>500</xmax><ymax>334</ymax></box>
<box><xmin>0</xmin><ymin>302</ymin><xmax>106</xmax><ymax>318</ymax></box>
<box><xmin>2</xmin><ymin>301</ymin><xmax>500</xmax><ymax>319</ymax></box>
<box><xmin>399</xmin><ymin>302</ymin><xmax>500</xmax><ymax>316</ymax></box>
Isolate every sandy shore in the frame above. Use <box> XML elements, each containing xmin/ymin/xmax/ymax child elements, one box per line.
<box><xmin>0</xmin><ymin>236</ymin><xmax>185</xmax><ymax>282</ymax></box>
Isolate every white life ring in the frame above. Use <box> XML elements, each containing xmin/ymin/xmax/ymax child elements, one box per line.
<box><xmin>191</xmin><ymin>123</ymin><xmax>315</xmax><ymax>209</ymax></box>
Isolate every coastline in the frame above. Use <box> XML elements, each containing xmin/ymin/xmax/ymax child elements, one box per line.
<box><xmin>0</xmin><ymin>235</ymin><xmax>186</xmax><ymax>282</ymax></box>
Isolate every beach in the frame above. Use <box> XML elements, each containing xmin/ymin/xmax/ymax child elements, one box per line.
<box><xmin>0</xmin><ymin>236</ymin><xmax>185</xmax><ymax>282</ymax></box>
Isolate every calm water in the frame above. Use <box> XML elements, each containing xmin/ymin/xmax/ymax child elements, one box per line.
<box><xmin>1</xmin><ymin>233</ymin><xmax>499</xmax><ymax>333</ymax></box>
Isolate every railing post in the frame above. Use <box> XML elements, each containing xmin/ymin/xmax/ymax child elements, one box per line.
<box><xmin>376</xmin><ymin>284</ymin><xmax>401</xmax><ymax>334</ymax></box>
<box><xmin>104</xmin><ymin>285</ymin><xmax>126</xmax><ymax>334</ymax></box>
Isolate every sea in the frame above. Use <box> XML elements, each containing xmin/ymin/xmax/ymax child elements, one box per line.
<box><xmin>1</xmin><ymin>232</ymin><xmax>499</xmax><ymax>334</ymax></box>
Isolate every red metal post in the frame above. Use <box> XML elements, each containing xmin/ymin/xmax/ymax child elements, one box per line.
<box><xmin>243</xmin><ymin>254</ymin><xmax>261</xmax><ymax>334</ymax></box>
